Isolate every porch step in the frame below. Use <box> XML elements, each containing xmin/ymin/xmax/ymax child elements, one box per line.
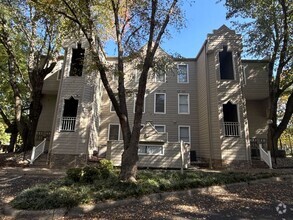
<box><xmin>30</xmin><ymin>153</ymin><xmax>49</xmax><ymax>168</ymax></box>
<box><xmin>190</xmin><ymin>161</ymin><xmax>210</xmax><ymax>168</ymax></box>
<box><xmin>251</xmin><ymin>159</ymin><xmax>270</xmax><ymax>169</ymax></box>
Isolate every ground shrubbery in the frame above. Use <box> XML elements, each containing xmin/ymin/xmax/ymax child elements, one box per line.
<box><xmin>11</xmin><ymin>160</ymin><xmax>277</xmax><ymax>210</ymax></box>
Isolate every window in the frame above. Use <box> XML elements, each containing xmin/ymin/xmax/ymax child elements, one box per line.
<box><xmin>133</xmin><ymin>93</ymin><xmax>145</xmax><ymax>113</ymax></box>
<box><xmin>155</xmin><ymin>71</ymin><xmax>166</xmax><ymax>82</ymax></box>
<box><xmin>112</xmin><ymin>63</ymin><xmax>118</xmax><ymax>81</ymax></box>
<box><xmin>70</xmin><ymin>43</ymin><xmax>85</xmax><ymax>76</ymax></box>
<box><xmin>108</xmin><ymin>124</ymin><xmax>120</xmax><ymax>140</ymax></box>
<box><xmin>219</xmin><ymin>46</ymin><xmax>234</xmax><ymax>80</ymax></box>
<box><xmin>223</xmin><ymin>102</ymin><xmax>239</xmax><ymax>137</ymax></box>
<box><xmin>138</xmin><ymin>145</ymin><xmax>164</xmax><ymax>155</ymax></box>
<box><xmin>110</xmin><ymin>103</ymin><xmax>115</xmax><ymax>112</ymax></box>
<box><xmin>154</xmin><ymin>125</ymin><xmax>166</xmax><ymax>133</ymax></box>
<box><xmin>178</xmin><ymin>94</ymin><xmax>190</xmax><ymax>114</ymax></box>
<box><xmin>61</xmin><ymin>97</ymin><xmax>78</xmax><ymax>131</ymax></box>
<box><xmin>177</xmin><ymin>64</ymin><xmax>188</xmax><ymax>83</ymax></box>
<box><xmin>178</xmin><ymin>126</ymin><xmax>190</xmax><ymax>143</ymax></box>
<box><xmin>135</xmin><ymin>69</ymin><xmax>140</xmax><ymax>82</ymax></box>
<box><xmin>154</xmin><ymin>93</ymin><xmax>166</xmax><ymax>114</ymax></box>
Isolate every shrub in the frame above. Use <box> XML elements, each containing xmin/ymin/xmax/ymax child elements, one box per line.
<box><xmin>98</xmin><ymin>159</ymin><xmax>114</xmax><ymax>178</ymax></box>
<box><xmin>81</xmin><ymin>166</ymin><xmax>101</xmax><ymax>183</ymax></box>
<box><xmin>66</xmin><ymin>168</ymin><xmax>83</xmax><ymax>182</ymax></box>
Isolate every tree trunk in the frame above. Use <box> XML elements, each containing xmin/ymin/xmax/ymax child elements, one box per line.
<box><xmin>119</xmin><ymin>141</ymin><xmax>139</xmax><ymax>182</ymax></box>
<box><xmin>8</xmin><ymin>132</ymin><xmax>18</xmax><ymax>153</ymax></box>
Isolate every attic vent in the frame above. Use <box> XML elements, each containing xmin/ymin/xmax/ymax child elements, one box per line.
<box><xmin>70</xmin><ymin>43</ymin><xmax>85</xmax><ymax>76</ymax></box>
<box><xmin>219</xmin><ymin>46</ymin><xmax>234</xmax><ymax>80</ymax></box>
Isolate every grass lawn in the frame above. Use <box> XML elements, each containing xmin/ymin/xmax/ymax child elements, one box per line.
<box><xmin>11</xmin><ymin>160</ymin><xmax>277</xmax><ymax>210</ymax></box>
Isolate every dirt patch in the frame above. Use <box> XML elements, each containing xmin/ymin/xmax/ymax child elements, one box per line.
<box><xmin>0</xmin><ymin>153</ymin><xmax>30</xmax><ymax>168</ymax></box>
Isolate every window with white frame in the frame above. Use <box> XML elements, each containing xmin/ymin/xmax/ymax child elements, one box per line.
<box><xmin>177</xmin><ymin>64</ymin><xmax>188</xmax><ymax>83</ymax></box>
<box><xmin>135</xmin><ymin>69</ymin><xmax>140</xmax><ymax>82</ymax></box>
<box><xmin>112</xmin><ymin>63</ymin><xmax>118</xmax><ymax>81</ymax></box>
<box><xmin>133</xmin><ymin>93</ymin><xmax>145</xmax><ymax>113</ymax></box>
<box><xmin>108</xmin><ymin>124</ymin><xmax>120</xmax><ymax>140</ymax></box>
<box><xmin>110</xmin><ymin>103</ymin><xmax>115</xmax><ymax>112</ymax></box>
<box><xmin>155</xmin><ymin>71</ymin><xmax>166</xmax><ymax>82</ymax></box>
<box><xmin>154</xmin><ymin>125</ymin><xmax>166</xmax><ymax>133</ymax></box>
<box><xmin>178</xmin><ymin>94</ymin><xmax>190</xmax><ymax>114</ymax></box>
<box><xmin>154</xmin><ymin>93</ymin><xmax>166</xmax><ymax>114</ymax></box>
<box><xmin>138</xmin><ymin>145</ymin><xmax>164</xmax><ymax>155</ymax></box>
<box><xmin>178</xmin><ymin>126</ymin><xmax>190</xmax><ymax>143</ymax></box>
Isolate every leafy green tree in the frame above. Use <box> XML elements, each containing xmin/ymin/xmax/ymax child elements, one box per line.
<box><xmin>0</xmin><ymin>0</ymin><xmax>61</xmax><ymax>151</ymax></box>
<box><xmin>224</xmin><ymin>0</ymin><xmax>293</xmax><ymax>158</ymax></box>
<box><xmin>38</xmin><ymin>0</ymin><xmax>185</xmax><ymax>181</ymax></box>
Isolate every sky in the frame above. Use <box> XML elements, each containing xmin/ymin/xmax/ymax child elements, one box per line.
<box><xmin>106</xmin><ymin>1</ymin><xmax>233</xmax><ymax>58</ymax></box>
<box><xmin>161</xmin><ymin>0</ymin><xmax>231</xmax><ymax>58</ymax></box>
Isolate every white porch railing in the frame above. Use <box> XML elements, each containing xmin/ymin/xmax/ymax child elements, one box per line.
<box><xmin>30</xmin><ymin>138</ymin><xmax>46</xmax><ymax>164</ymax></box>
<box><xmin>224</xmin><ymin>122</ymin><xmax>240</xmax><ymax>137</ymax></box>
<box><xmin>61</xmin><ymin>117</ymin><xmax>76</xmax><ymax>131</ymax></box>
<box><xmin>259</xmin><ymin>144</ymin><xmax>273</xmax><ymax>169</ymax></box>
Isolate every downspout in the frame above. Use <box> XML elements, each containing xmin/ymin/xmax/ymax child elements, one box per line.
<box><xmin>204</xmin><ymin>42</ymin><xmax>214</xmax><ymax>169</ymax></box>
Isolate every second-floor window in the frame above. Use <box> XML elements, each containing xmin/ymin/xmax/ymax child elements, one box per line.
<box><xmin>177</xmin><ymin>64</ymin><xmax>188</xmax><ymax>83</ymax></box>
<box><xmin>154</xmin><ymin>93</ymin><xmax>166</xmax><ymax>114</ymax></box>
<box><xmin>70</xmin><ymin>43</ymin><xmax>85</xmax><ymax>77</ymax></box>
<box><xmin>178</xmin><ymin>94</ymin><xmax>190</xmax><ymax>114</ymax></box>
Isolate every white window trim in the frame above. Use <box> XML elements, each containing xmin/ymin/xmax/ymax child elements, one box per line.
<box><xmin>108</xmin><ymin>123</ymin><xmax>121</xmax><ymax>141</ymax></box>
<box><xmin>178</xmin><ymin>93</ymin><xmax>190</xmax><ymax>114</ymax></box>
<box><xmin>178</xmin><ymin>125</ymin><xmax>191</xmax><ymax>143</ymax></box>
<box><xmin>154</xmin><ymin>71</ymin><xmax>166</xmax><ymax>83</ymax></box>
<box><xmin>154</xmin><ymin>93</ymin><xmax>166</xmax><ymax>114</ymax></box>
<box><xmin>110</xmin><ymin>103</ymin><xmax>115</xmax><ymax>112</ymax></box>
<box><xmin>133</xmin><ymin>93</ymin><xmax>146</xmax><ymax>113</ymax></box>
<box><xmin>138</xmin><ymin>144</ymin><xmax>164</xmax><ymax>156</ymax></box>
<box><xmin>57</xmin><ymin>70</ymin><xmax>62</xmax><ymax>81</ymax></box>
<box><xmin>135</xmin><ymin>69</ymin><xmax>140</xmax><ymax>82</ymax></box>
<box><xmin>177</xmin><ymin>63</ymin><xmax>189</xmax><ymax>83</ymax></box>
<box><xmin>154</xmin><ymin>124</ymin><xmax>166</xmax><ymax>133</ymax></box>
<box><xmin>112</xmin><ymin>63</ymin><xmax>118</xmax><ymax>81</ymax></box>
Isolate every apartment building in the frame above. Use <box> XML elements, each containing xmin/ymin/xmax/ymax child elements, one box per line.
<box><xmin>36</xmin><ymin>25</ymin><xmax>269</xmax><ymax>168</ymax></box>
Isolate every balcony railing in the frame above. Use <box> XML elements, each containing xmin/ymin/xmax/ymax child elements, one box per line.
<box><xmin>61</xmin><ymin>117</ymin><xmax>76</xmax><ymax>131</ymax></box>
<box><xmin>224</xmin><ymin>122</ymin><xmax>240</xmax><ymax>137</ymax></box>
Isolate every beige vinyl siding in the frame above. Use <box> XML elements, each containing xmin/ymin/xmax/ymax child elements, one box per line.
<box><xmin>246</xmin><ymin>99</ymin><xmax>268</xmax><ymax>138</ymax></box>
<box><xmin>98</xmin><ymin>58</ymin><xmax>199</xmax><ymax>158</ymax></box>
<box><xmin>207</xmin><ymin>53</ymin><xmax>222</xmax><ymax>160</ymax></box>
<box><xmin>36</xmin><ymin>95</ymin><xmax>57</xmax><ymax>132</ymax></box>
<box><xmin>50</xmin><ymin>41</ymin><xmax>95</xmax><ymax>156</ymax></box>
<box><xmin>42</xmin><ymin>60</ymin><xmax>62</xmax><ymax>94</ymax></box>
<box><xmin>107</xmin><ymin>141</ymin><xmax>189</xmax><ymax>168</ymax></box>
<box><xmin>196</xmin><ymin>46</ymin><xmax>211</xmax><ymax>159</ymax></box>
<box><xmin>242</xmin><ymin>61</ymin><xmax>269</xmax><ymax>100</ymax></box>
<box><xmin>207</xmin><ymin>25</ymin><xmax>248</xmax><ymax>162</ymax></box>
